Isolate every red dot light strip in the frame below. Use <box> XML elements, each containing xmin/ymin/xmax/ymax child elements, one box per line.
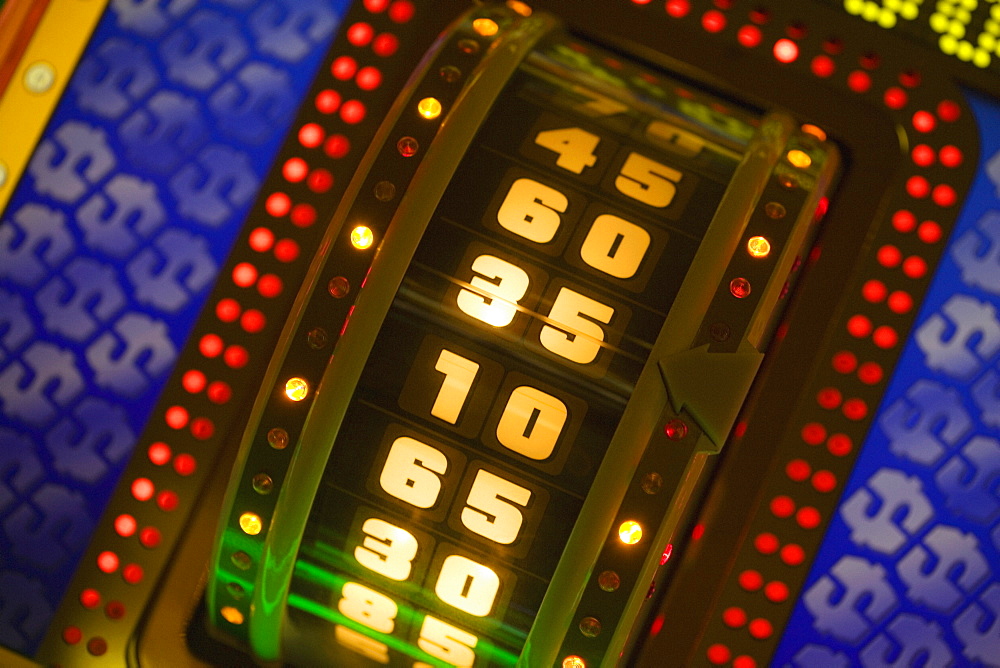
<box><xmin>59</xmin><ymin>0</ymin><xmax>434</xmax><ymax>656</ymax></box>
<box><xmin>207</xmin><ymin>0</ymin><xmax>511</xmax><ymax>653</ymax></box>
<box><xmin>630</xmin><ymin>0</ymin><xmax>976</xmax><ymax>663</ymax></box>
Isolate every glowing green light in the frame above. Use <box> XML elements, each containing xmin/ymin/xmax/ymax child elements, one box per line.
<box><xmin>285</xmin><ymin>576</ymin><xmax>520</xmax><ymax>666</ymax></box>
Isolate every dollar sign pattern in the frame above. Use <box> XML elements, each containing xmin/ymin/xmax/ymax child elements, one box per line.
<box><xmin>0</xmin><ymin>0</ymin><xmax>343</xmax><ymax>654</ymax></box>
<box><xmin>779</xmin><ymin>90</ymin><xmax>1000</xmax><ymax>668</ymax></box>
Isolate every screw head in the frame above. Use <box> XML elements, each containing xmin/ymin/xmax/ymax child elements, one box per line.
<box><xmin>709</xmin><ymin>322</ymin><xmax>731</xmax><ymax>342</ymax></box>
<box><xmin>579</xmin><ymin>616</ymin><xmax>602</xmax><ymax>638</ymax></box>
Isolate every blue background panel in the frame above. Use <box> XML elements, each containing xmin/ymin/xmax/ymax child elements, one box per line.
<box><xmin>775</xmin><ymin>89</ymin><xmax>1000</xmax><ymax>668</ymax></box>
<box><xmin>0</xmin><ymin>0</ymin><xmax>350</xmax><ymax>654</ymax></box>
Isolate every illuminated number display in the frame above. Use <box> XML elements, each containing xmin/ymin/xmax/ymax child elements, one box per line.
<box><xmin>354</xmin><ymin>517</ymin><xmax>420</xmax><ymax>581</ymax></box>
<box><xmin>400</xmin><ymin>336</ymin><xmax>588</xmax><ymax>474</ymax></box>
<box><xmin>493</xmin><ymin>386</ymin><xmax>568</xmax><ymax>461</ymax></box>
<box><xmin>365</xmin><ymin>425</ymin><xmax>551</xmax><ymax>551</ymax></box>
<box><xmin>379</xmin><ymin>436</ymin><xmax>452</xmax><ymax>510</ymax></box>
<box><xmin>445</xmin><ymin>239</ymin><xmax>631</xmax><ymax>372</ymax></box>
<box><xmin>455</xmin><ymin>251</ymin><xmax>539</xmax><ymax>331</ymax></box>
<box><xmin>286</xmin><ymin>32</ymin><xmax>755</xmax><ymax>667</ymax></box>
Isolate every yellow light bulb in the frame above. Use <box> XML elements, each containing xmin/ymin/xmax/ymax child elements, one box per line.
<box><xmin>506</xmin><ymin>1</ymin><xmax>532</xmax><ymax>16</ymax></box>
<box><xmin>220</xmin><ymin>606</ymin><xmax>244</xmax><ymax>625</ymax></box>
<box><xmin>800</xmin><ymin>124</ymin><xmax>827</xmax><ymax>141</ymax></box>
<box><xmin>239</xmin><ymin>512</ymin><xmax>263</xmax><ymax>536</ymax></box>
<box><xmin>562</xmin><ymin>656</ymin><xmax>586</xmax><ymax>668</ymax></box>
<box><xmin>473</xmin><ymin>18</ymin><xmax>499</xmax><ymax>36</ymax></box>
<box><xmin>786</xmin><ymin>149</ymin><xmax>812</xmax><ymax>169</ymax></box>
<box><xmin>417</xmin><ymin>96</ymin><xmax>442</xmax><ymax>120</ymax></box>
<box><xmin>351</xmin><ymin>225</ymin><xmax>374</xmax><ymax>249</ymax></box>
<box><xmin>747</xmin><ymin>236</ymin><xmax>771</xmax><ymax>258</ymax></box>
<box><xmin>285</xmin><ymin>377</ymin><xmax>309</xmax><ymax>401</ymax></box>
<box><xmin>618</xmin><ymin>520</ymin><xmax>643</xmax><ymax>545</ymax></box>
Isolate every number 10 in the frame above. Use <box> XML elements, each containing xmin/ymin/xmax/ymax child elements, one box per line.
<box><xmin>431</xmin><ymin>348</ymin><xmax>568</xmax><ymax>460</ymax></box>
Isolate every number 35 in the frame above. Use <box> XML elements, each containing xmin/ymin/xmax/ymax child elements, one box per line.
<box><xmin>457</xmin><ymin>255</ymin><xmax>613</xmax><ymax>365</ymax></box>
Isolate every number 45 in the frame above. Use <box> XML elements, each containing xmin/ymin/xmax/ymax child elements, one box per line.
<box><xmin>535</xmin><ymin>126</ymin><xmax>681</xmax><ymax>208</ymax></box>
